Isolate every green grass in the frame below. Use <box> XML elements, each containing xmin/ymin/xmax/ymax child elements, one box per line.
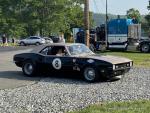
<box><xmin>0</xmin><ymin>43</ymin><xmax>18</xmax><ymax>47</ymax></box>
<box><xmin>99</xmin><ymin>51</ymin><xmax>150</xmax><ymax>68</ymax></box>
<box><xmin>68</xmin><ymin>100</ymin><xmax>150</xmax><ymax>113</ymax></box>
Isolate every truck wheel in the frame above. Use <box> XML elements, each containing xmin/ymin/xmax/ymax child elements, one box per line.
<box><xmin>141</xmin><ymin>44</ymin><xmax>150</xmax><ymax>53</ymax></box>
<box><xmin>22</xmin><ymin>60</ymin><xmax>36</xmax><ymax>77</ymax></box>
<box><xmin>83</xmin><ymin>67</ymin><xmax>99</xmax><ymax>82</ymax></box>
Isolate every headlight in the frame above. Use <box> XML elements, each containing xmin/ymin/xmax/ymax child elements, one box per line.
<box><xmin>113</xmin><ymin>65</ymin><xmax>115</xmax><ymax>70</ymax></box>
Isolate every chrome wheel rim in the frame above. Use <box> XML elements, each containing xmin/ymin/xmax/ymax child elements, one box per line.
<box><xmin>84</xmin><ymin>68</ymin><xmax>96</xmax><ymax>81</ymax></box>
<box><xmin>24</xmin><ymin>63</ymin><xmax>33</xmax><ymax>75</ymax></box>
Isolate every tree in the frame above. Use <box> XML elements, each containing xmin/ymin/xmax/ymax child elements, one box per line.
<box><xmin>0</xmin><ymin>0</ymin><xmax>28</xmax><ymax>38</ymax></box>
<box><xmin>127</xmin><ymin>8</ymin><xmax>141</xmax><ymax>23</ymax></box>
<box><xmin>144</xmin><ymin>0</ymin><xmax>150</xmax><ymax>36</ymax></box>
<box><xmin>0</xmin><ymin>0</ymin><xmax>93</xmax><ymax>39</ymax></box>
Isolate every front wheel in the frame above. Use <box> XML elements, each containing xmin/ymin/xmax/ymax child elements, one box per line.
<box><xmin>22</xmin><ymin>60</ymin><xmax>36</xmax><ymax>77</ymax></box>
<box><xmin>83</xmin><ymin>67</ymin><xmax>99</xmax><ymax>82</ymax></box>
<box><xmin>141</xmin><ymin>44</ymin><xmax>150</xmax><ymax>53</ymax></box>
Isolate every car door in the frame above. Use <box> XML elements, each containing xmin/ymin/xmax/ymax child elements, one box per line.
<box><xmin>26</xmin><ymin>37</ymin><xmax>33</xmax><ymax>44</ymax></box>
<box><xmin>42</xmin><ymin>46</ymin><xmax>75</xmax><ymax>74</ymax></box>
<box><xmin>24</xmin><ymin>37</ymin><xmax>30</xmax><ymax>44</ymax></box>
<box><xmin>30</xmin><ymin>36</ymin><xmax>37</xmax><ymax>44</ymax></box>
<box><xmin>33</xmin><ymin>37</ymin><xmax>40</xmax><ymax>44</ymax></box>
<box><xmin>46</xmin><ymin>56</ymin><xmax>74</xmax><ymax>73</ymax></box>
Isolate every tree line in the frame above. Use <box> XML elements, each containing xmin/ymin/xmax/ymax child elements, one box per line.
<box><xmin>1</xmin><ymin>0</ymin><xmax>150</xmax><ymax>39</ymax></box>
<box><xmin>0</xmin><ymin>0</ymin><xmax>94</xmax><ymax>39</ymax></box>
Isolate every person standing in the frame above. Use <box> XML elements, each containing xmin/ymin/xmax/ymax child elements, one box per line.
<box><xmin>2</xmin><ymin>34</ymin><xmax>7</xmax><ymax>46</ymax></box>
<box><xmin>12</xmin><ymin>37</ymin><xmax>15</xmax><ymax>46</ymax></box>
<box><xmin>59</xmin><ymin>33</ymin><xmax>65</xmax><ymax>43</ymax></box>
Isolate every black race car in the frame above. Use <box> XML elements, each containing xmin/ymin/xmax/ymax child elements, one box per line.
<box><xmin>13</xmin><ymin>43</ymin><xmax>133</xmax><ymax>82</ymax></box>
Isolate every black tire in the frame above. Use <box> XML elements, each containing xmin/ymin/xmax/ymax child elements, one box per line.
<box><xmin>83</xmin><ymin>67</ymin><xmax>99</xmax><ymax>82</ymax></box>
<box><xmin>35</xmin><ymin>42</ymin><xmax>40</xmax><ymax>46</ymax></box>
<box><xmin>20</xmin><ymin>42</ymin><xmax>25</xmax><ymax>46</ymax></box>
<box><xmin>140</xmin><ymin>43</ymin><xmax>150</xmax><ymax>53</ymax></box>
<box><xmin>22</xmin><ymin>60</ymin><xmax>36</xmax><ymax>77</ymax></box>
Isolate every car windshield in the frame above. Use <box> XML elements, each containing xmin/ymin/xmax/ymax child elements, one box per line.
<box><xmin>67</xmin><ymin>44</ymin><xmax>94</xmax><ymax>56</ymax></box>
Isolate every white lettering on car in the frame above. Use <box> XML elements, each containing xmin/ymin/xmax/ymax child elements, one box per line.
<box><xmin>52</xmin><ymin>58</ymin><xmax>62</xmax><ymax>70</ymax></box>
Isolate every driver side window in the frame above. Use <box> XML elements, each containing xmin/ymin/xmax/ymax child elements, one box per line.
<box><xmin>51</xmin><ymin>46</ymin><xmax>67</xmax><ymax>56</ymax></box>
<box><xmin>40</xmin><ymin>46</ymin><xmax>52</xmax><ymax>55</ymax></box>
<box><xmin>40</xmin><ymin>46</ymin><xmax>68</xmax><ymax>56</ymax></box>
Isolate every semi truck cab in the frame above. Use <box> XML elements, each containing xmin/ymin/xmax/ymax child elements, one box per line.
<box><xmin>107</xmin><ymin>19</ymin><xmax>141</xmax><ymax>50</ymax></box>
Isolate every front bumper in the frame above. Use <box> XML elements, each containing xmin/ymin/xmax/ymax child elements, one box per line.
<box><xmin>14</xmin><ymin>61</ymin><xmax>22</xmax><ymax>67</ymax></box>
<box><xmin>100</xmin><ymin>67</ymin><xmax>131</xmax><ymax>79</ymax></box>
<box><xmin>111</xmin><ymin>67</ymin><xmax>130</xmax><ymax>76</ymax></box>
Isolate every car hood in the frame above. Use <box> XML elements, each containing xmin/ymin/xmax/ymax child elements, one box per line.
<box><xmin>87</xmin><ymin>54</ymin><xmax>132</xmax><ymax>64</ymax></box>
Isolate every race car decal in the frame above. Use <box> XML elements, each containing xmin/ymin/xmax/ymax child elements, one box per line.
<box><xmin>52</xmin><ymin>58</ymin><xmax>62</xmax><ymax>70</ymax></box>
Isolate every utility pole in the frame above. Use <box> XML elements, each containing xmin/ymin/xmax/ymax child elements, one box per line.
<box><xmin>105</xmin><ymin>0</ymin><xmax>108</xmax><ymax>47</ymax></box>
<box><xmin>84</xmin><ymin>0</ymin><xmax>90</xmax><ymax>47</ymax></box>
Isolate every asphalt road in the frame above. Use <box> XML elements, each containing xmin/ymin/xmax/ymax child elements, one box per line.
<box><xmin>0</xmin><ymin>46</ymin><xmax>41</xmax><ymax>89</ymax></box>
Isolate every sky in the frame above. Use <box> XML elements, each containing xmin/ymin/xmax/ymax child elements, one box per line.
<box><xmin>89</xmin><ymin>0</ymin><xmax>149</xmax><ymax>15</ymax></box>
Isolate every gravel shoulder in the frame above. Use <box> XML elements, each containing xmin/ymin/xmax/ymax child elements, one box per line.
<box><xmin>0</xmin><ymin>67</ymin><xmax>150</xmax><ymax>113</ymax></box>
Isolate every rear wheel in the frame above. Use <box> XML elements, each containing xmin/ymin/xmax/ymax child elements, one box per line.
<box><xmin>20</xmin><ymin>42</ymin><xmax>25</xmax><ymax>46</ymax></box>
<box><xmin>83</xmin><ymin>67</ymin><xmax>99</xmax><ymax>82</ymax></box>
<box><xmin>35</xmin><ymin>42</ymin><xmax>40</xmax><ymax>46</ymax></box>
<box><xmin>141</xmin><ymin>44</ymin><xmax>150</xmax><ymax>53</ymax></box>
<box><xmin>22</xmin><ymin>60</ymin><xmax>36</xmax><ymax>77</ymax></box>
